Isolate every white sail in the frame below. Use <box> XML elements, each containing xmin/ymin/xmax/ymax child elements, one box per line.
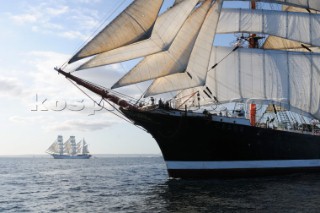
<box><xmin>48</xmin><ymin>135</ymin><xmax>64</xmax><ymax>155</ymax></box>
<box><xmin>81</xmin><ymin>139</ymin><xmax>90</xmax><ymax>154</ymax></box>
<box><xmin>262</xmin><ymin>37</ymin><xmax>320</xmax><ymax>52</ymax></box>
<box><xmin>63</xmin><ymin>136</ymin><xmax>76</xmax><ymax>155</ymax></box>
<box><xmin>58</xmin><ymin>0</ymin><xmax>320</xmax><ymax>122</ymax></box>
<box><xmin>64</xmin><ymin>139</ymin><xmax>72</xmax><ymax>155</ymax></box>
<box><xmin>216</xmin><ymin>8</ymin><xmax>320</xmax><ymax>47</ymax></box>
<box><xmin>46</xmin><ymin>141</ymin><xmax>59</xmax><ymax>154</ymax></box>
<box><xmin>69</xmin><ymin>0</ymin><xmax>164</xmax><ymax>63</ymax></box>
<box><xmin>112</xmin><ymin>0</ymin><xmax>212</xmax><ymax>89</ymax></box>
<box><xmin>76</xmin><ymin>141</ymin><xmax>82</xmax><ymax>153</ymax></box>
<box><xmin>226</xmin><ymin>0</ymin><xmax>320</xmax><ymax>11</ymax></box>
<box><xmin>69</xmin><ymin>136</ymin><xmax>77</xmax><ymax>155</ymax></box>
<box><xmin>263</xmin><ymin>37</ymin><xmax>306</xmax><ymax>50</ymax></box>
<box><xmin>145</xmin><ymin>0</ymin><xmax>223</xmax><ymax>97</ymax></box>
<box><xmin>262</xmin><ymin>6</ymin><xmax>319</xmax><ymax>50</ymax></box>
<box><xmin>205</xmin><ymin>46</ymin><xmax>320</xmax><ymax>119</ymax></box>
<box><xmin>177</xmin><ymin>0</ymin><xmax>320</xmax><ymax>10</ymax></box>
<box><xmin>82</xmin><ymin>145</ymin><xmax>89</xmax><ymax>154</ymax></box>
<box><xmin>77</xmin><ymin>0</ymin><xmax>199</xmax><ymax>70</ymax></box>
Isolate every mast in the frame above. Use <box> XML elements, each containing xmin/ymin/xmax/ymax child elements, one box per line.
<box><xmin>249</xmin><ymin>0</ymin><xmax>257</xmax><ymax>125</ymax></box>
<box><xmin>70</xmin><ymin>136</ymin><xmax>77</xmax><ymax>155</ymax></box>
<box><xmin>58</xmin><ymin>135</ymin><xmax>64</xmax><ymax>155</ymax></box>
<box><xmin>249</xmin><ymin>0</ymin><xmax>258</xmax><ymax>48</ymax></box>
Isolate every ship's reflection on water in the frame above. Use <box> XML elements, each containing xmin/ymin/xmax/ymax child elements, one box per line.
<box><xmin>150</xmin><ymin>173</ymin><xmax>320</xmax><ymax>212</ymax></box>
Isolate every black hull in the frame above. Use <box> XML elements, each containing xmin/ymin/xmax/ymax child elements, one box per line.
<box><xmin>121</xmin><ymin>108</ymin><xmax>320</xmax><ymax>179</ymax></box>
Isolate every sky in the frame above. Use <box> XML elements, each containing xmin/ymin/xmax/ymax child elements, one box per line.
<box><xmin>0</xmin><ymin>0</ymin><xmax>164</xmax><ymax>155</ymax></box>
<box><xmin>0</xmin><ymin>0</ymin><xmax>248</xmax><ymax>156</ymax></box>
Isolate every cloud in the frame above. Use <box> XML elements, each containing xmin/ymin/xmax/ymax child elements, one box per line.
<box><xmin>10</xmin><ymin>13</ymin><xmax>38</xmax><ymax>24</ymax></box>
<box><xmin>9</xmin><ymin>115</ymin><xmax>51</xmax><ymax>124</ymax></box>
<box><xmin>25</xmin><ymin>51</ymin><xmax>90</xmax><ymax>97</ymax></box>
<box><xmin>8</xmin><ymin>1</ymin><xmax>101</xmax><ymax>41</ymax></box>
<box><xmin>46</xmin><ymin>119</ymin><xmax>117</xmax><ymax>132</ymax></box>
<box><xmin>9</xmin><ymin>4</ymin><xmax>69</xmax><ymax>24</ymax></box>
<box><xmin>77</xmin><ymin>0</ymin><xmax>101</xmax><ymax>3</ymax></box>
<box><xmin>60</xmin><ymin>31</ymin><xmax>89</xmax><ymax>40</ymax></box>
<box><xmin>0</xmin><ymin>77</ymin><xmax>24</xmax><ymax>97</ymax></box>
<box><xmin>46</xmin><ymin>6</ymin><xmax>69</xmax><ymax>16</ymax></box>
<box><xmin>20</xmin><ymin>49</ymin><xmax>133</xmax><ymax>121</ymax></box>
<box><xmin>10</xmin><ymin>112</ymin><xmax>120</xmax><ymax>132</ymax></box>
<box><xmin>0</xmin><ymin>51</ymin><xmax>72</xmax><ymax>101</ymax></box>
<box><xmin>24</xmin><ymin>50</ymin><xmax>134</xmax><ymax>98</ymax></box>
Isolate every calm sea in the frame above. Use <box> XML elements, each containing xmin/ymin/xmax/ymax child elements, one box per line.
<box><xmin>1</xmin><ymin>156</ymin><xmax>320</xmax><ymax>213</ymax></box>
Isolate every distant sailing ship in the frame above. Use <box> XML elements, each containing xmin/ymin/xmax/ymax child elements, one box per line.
<box><xmin>46</xmin><ymin>135</ymin><xmax>92</xmax><ymax>159</ymax></box>
<box><xmin>55</xmin><ymin>0</ymin><xmax>320</xmax><ymax>178</ymax></box>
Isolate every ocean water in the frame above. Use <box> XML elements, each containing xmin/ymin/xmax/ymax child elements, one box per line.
<box><xmin>1</xmin><ymin>156</ymin><xmax>320</xmax><ymax>213</ymax></box>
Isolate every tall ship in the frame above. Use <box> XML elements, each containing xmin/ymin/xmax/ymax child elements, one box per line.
<box><xmin>55</xmin><ymin>0</ymin><xmax>320</xmax><ymax>178</ymax></box>
<box><xmin>46</xmin><ymin>135</ymin><xmax>92</xmax><ymax>159</ymax></box>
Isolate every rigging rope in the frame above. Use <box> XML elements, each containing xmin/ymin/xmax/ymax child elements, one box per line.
<box><xmin>117</xmin><ymin>61</ymin><xmax>147</xmax><ymax>105</ymax></box>
<box><xmin>208</xmin><ymin>45</ymin><xmax>240</xmax><ymax>72</ymax></box>
<box><xmin>64</xmin><ymin>0</ymin><xmax>128</xmax><ymax>67</ymax></box>
<box><xmin>67</xmin><ymin>79</ymin><xmax>148</xmax><ymax>132</ymax></box>
<box><xmin>176</xmin><ymin>91</ymin><xmax>198</xmax><ymax>109</ymax></box>
<box><xmin>195</xmin><ymin>45</ymin><xmax>241</xmax><ymax>103</ymax></box>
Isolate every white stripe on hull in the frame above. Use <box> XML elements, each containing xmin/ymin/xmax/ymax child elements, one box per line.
<box><xmin>166</xmin><ymin>160</ymin><xmax>320</xmax><ymax>170</ymax></box>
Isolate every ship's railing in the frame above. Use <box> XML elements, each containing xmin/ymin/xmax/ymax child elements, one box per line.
<box><xmin>256</xmin><ymin>121</ymin><xmax>320</xmax><ymax>136</ymax></box>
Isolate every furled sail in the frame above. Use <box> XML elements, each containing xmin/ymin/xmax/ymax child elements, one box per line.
<box><xmin>145</xmin><ymin>0</ymin><xmax>223</xmax><ymax>97</ymax></box>
<box><xmin>205</xmin><ymin>46</ymin><xmax>320</xmax><ymax>119</ymax></box>
<box><xmin>68</xmin><ymin>0</ymin><xmax>164</xmax><ymax>63</ymax></box>
<box><xmin>216</xmin><ymin>8</ymin><xmax>320</xmax><ymax>47</ymax></box>
<box><xmin>112</xmin><ymin>0</ymin><xmax>212</xmax><ymax>89</ymax></box>
<box><xmin>77</xmin><ymin>0</ymin><xmax>199</xmax><ymax>70</ymax></box>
